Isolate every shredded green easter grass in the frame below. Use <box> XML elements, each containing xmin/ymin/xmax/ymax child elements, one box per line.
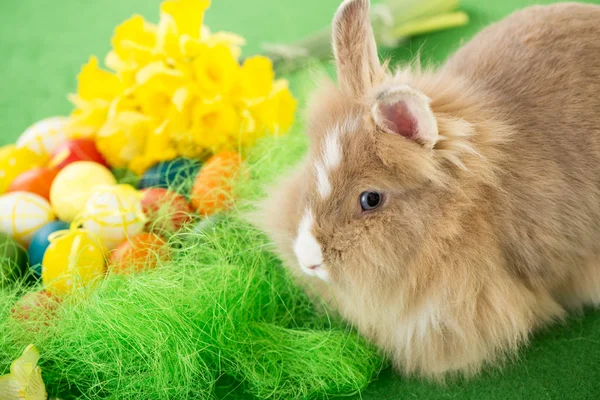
<box><xmin>0</xmin><ymin>122</ymin><xmax>386</xmax><ymax>399</ymax></box>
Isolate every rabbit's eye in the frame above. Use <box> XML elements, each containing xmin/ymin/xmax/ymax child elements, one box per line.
<box><xmin>360</xmin><ymin>191</ymin><xmax>382</xmax><ymax>211</ymax></box>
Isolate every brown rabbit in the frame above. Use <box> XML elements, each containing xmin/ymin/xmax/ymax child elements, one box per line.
<box><xmin>251</xmin><ymin>0</ymin><xmax>600</xmax><ymax>379</ymax></box>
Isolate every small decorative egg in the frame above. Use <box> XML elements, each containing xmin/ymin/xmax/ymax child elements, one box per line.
<box><xmin>7</xmin><ymin>167</ymin><xmax>59</xmax><ymax>201</ymax></box>
<box><xmin>0</xmin><ymin>232</ymin><xmax>29</xmax><ymax>285</ymax></box>
<box><xmin>138</xmin><ymin>158</ymin><xmax>202</xmax><ymax>195</ymax></box>
<box><xmin>49</xmin><ymin>138</ymin><xmax>109</xmax><ymax>170</ymax></box>
<box><xmin>191</xmin><ymin>151</ymin><xmax>245</xmax><ymax>216</ymax></box>
<box><xmin>140</xmin><ymin>188</ymin><xmax>194</xmax><ymax>234</ymax></box>
<box><xmin>109</xmin><ymin>233</ymin><xmax>169</xmax><ymax>275</ymax></box>
<box><xmin>16</xmin><ymin>116</ymin><xmax>69</xmax><ymax>157</ymax></box>
<box><xmin>41</xmin><ymin>229</ymin><xmax>105</xmax><ymax>296</ymax></box>
<box><xmin>28</xmin><ymin>221</ymin><xmax>70</xmax><ymax>278</ymax></box>
<box><xmin>0</xmin><ymin>192</ymin><xmax>55</xmax><ymax>246</ymax></box>
<box><xmin>50</xmin><ymin>161</ymin><xmax>117</xmax><ymax>222</ymax></box>
<box><xmin>0</xmin><ymin>145</ymin><xmax>43</xmax><ymax>194</ymax></box>
<box><xmin>10</xmin><ymin>290</ymin><xmax>60</xmax><ymax>324</ymax></box>
<box><xmin>81</xmin><ymin>184</ymin><xmax>145</xmax><ymax>250</ymax></box>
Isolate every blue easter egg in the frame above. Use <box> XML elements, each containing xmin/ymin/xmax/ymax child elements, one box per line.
<box><xmin>28</xmin><ymin>221</ymin><xmax>70</xmax><ymax>277</ymax></box>
<box><xmin>138</xmin><ymin>158</ymin><xmax>202</xmax><ymax>196</ymax></box>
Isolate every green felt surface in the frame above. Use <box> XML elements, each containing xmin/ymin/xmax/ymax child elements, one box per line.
<box><xmin>2</xmin><ymin>0</ymin><xmax>600</xmax><ymax>399</ymax></box>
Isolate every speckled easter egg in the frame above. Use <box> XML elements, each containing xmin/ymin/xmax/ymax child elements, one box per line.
<box><xmin>109</xmin><ymin>232</ymin><xmax>170</xmax><ymax>275</ymax></box>
<box><xmin>81</xmin><ymin>185</ymin><xmax>145</xmax><ymax>250</ymax></box>
<box><xmin>140</xmin><ymin>188</ymin><xmax>194</xmax><ymax>234</ymax></box>
<box><xmin>11</xmin><ymin>290</ymin><xmax>60</xmax><ymax>324</ymax></box>
<box><xmin>0</xmin><ymin>232</ymin><xmax>29</xmax><ymax>285</ymax></box>
<box><xmin>138</xmin><ymin>158</ymin><xmax>202</xmax><ymax>195</ymax></box>
<box><xmin>16</xmin><ymin>116</ymin><xmax>69</xmax><ymax>157</ymax></box>
<box><xmin>0</xmin><ymin>192</ymin><xmax>55</xmax><ymax>246</ymax></box>
<box><xmin>7</xmin><ymin>167</ymin><xmax>59</xmax><ymax>201</ymax></box>
<box><xmin>50</xmin><ymin>161</ymin><xmax>117</xmax><ymax>222</ymax></box>
<box><xmin>191</xmin><ymin>151</ymin><xmax>245</xmax><ymax>216</ymax></box>
<box><xmin>0</xmin><ymin>145</ymin><xmax>43</xmax><ymax>194</ymax></box>
<box><xmin>49</xmin><ymin>138</ymin><xmax>109</xmax><ymax>170</ymax></box>
<box><xmin>28</xmin><ymin>221</ymin><xmax>70</xmax><ymax>278</ymax></box>
<box><xmin>41</xmin><ymin>229</ymin><xmax>105</xmax><ymax>296</ymax></box>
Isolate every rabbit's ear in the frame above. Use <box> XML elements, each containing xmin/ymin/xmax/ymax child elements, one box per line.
<box><xmin>371</xmin><ymin>85</ymin><xmax>439</xmax><ymax>149</ymax></box>
<box><xmin>332</xmin><ymin>0</ymin><xmax>380</xmax><ymax>96</ymax></box>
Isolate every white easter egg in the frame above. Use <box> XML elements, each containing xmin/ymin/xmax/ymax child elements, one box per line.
<box><xmin>81</xmin><ymin>185</ymin><xmax>145</xmax><ymax>250</ymax></box>
<box><xmin>0</xmin><ymin>192</ymin><xmax>56</xmax><ymax>246</ymax></box>
<box><xmin>16</xmin><ymin>116</ymin><xmax>69</xmax><ymax>157</ymax></box>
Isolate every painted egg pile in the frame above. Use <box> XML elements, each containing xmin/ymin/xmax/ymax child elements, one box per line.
<box><xmin>1</xmin><ymin>116</ymin><xmax>246</xmax><ymax>299</ymax></box>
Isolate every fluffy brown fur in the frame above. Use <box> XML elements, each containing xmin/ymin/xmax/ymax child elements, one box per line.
<box><xmin>251</xmin><ymin>0</ymin><xmax>600</xmax><ymax>379</ymax></box>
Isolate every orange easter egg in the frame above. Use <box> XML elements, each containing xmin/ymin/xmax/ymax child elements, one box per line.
<box><xmin>7</xmin><ymin>167</ymin><xmax>59</xmax><ymax>201</ymax></box>
<box><xmin>109</xmin><ymin>233</ymin><xmax>170</xmax><ymax>275</ymax></box>
<box><xmin>191</xmin><ymin>151</ymin><xmax>245</xmax><ymax>216</ymax></box>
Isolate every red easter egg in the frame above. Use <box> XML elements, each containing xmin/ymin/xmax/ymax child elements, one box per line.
<box><xmin>11</xmin><ymin>291</ymin><xmax>60</xmax><ymax>325</ymax></box>
<box><xmin>109</xmin><ymin>233</ymin><xmax>170</xmax><ymax>275</ymax></box>
<box><xmin>141</xmin><ymin>188</ymin><xmax>194</xmax><ymax>234</ymax></box>
<box><xmin>49</xmin><ymin>138</ymin><xmax>109</xmax><ymax>169</ymax></box>
<box><xmin>7</xmin><ymin>167</ymin><xmax>59</xmax><ymax>201</ymax></box>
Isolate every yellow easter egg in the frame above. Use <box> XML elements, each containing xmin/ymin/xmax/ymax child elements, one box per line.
<box><xmin>81</xmin><ymin>185</ymin><xmax>145</xmax><ymax>250</ymax></box>
<box><xmin>0</xmin><ymin>145</ymin><xmax>43</xmax><ymax>194</ymax></box>
<box><xmin>41</xmin><ymin>229</ymin><xmax>105</xmax><ymax>296</ymax></box>
<box><xmin>16</xmin><ymin>116</ymin><xmax>69</xmax><ymax>157</ymax></box>
<box><xmin>0</xmin><ymin>192</ymin><xmax>55</xmax><ymax>246</ymax></box>
<box><xmin>50</xmin><ymin>161</ymin><xmax>117</xmax><ymax>222</ymax></box>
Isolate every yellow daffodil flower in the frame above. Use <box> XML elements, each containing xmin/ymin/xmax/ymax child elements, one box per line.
<box><xmin>66</xmin><ymin>96</ymin><xmax>110</xmax><ymax>138</ymax></box>
<box><xmin>96</xmin><ymin>111</ymin><xmax>153</xmax><ymax>168</ymax></box>
<box><xmin>249</xmin><ymin>79</ymin><xmax>296</xmax><ymax>135</ymax></box>
<box><xmin>0</xmin><ymin>344</ymin><xmax>47</xmax><ymax>400</ymax></box>
<box><xmin>161</xmin><ymin>0</ymin><xmax>210</xmax><ymax>38</ymax></box>
<box><xmin>76</xmin><ymin>56</ymin><xmax>123</xmax><ymax>101</ymax></box>
<box><xmin>236</xmin><ymin>56</ymin><xmax>275</xmax><ymax>100</ymax></box>
<box><xmin>133</xmin><ymin>61</ymin><xmax>187</xmax><ymax>120</ymax></box>
<box><xmin>130</xmin><ymin>121</ymin><xmax>179</xmax><ymax>174</ymax></box>
<box><xmin>65</xmin><ymin>0</ymin><xmax>296</xmax><ymax>173</ymax></box>
<box><xmin>105</xmin><ymin>15</ymin><xmax>157</xmax><ymax>73</ymax></box>
<box><xmin>192</xmin><ymin>44</ymin><xmax>241</xmax><ymax>98</ymax></box>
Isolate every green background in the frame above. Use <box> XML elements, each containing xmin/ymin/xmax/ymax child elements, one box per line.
<box><xmin>2</xmin><ymin>0</ymin><xmax>600</xmax><ymax>399</ymax></box>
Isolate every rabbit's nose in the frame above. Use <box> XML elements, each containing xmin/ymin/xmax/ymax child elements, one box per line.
<box><xmin>308</xmin><ymin>264</ymin><xmax>322</xmax><ymax>270</ymax></box>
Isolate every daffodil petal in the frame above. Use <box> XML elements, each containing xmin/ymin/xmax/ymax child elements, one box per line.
<box><xmin>76</xmin><ymin>56</ymin><xmax>123</xmax><ymax>101</ymax></box>
<box><xmin>161</xmin><ymin>0</ymin><xmax>210</xmax><ymax>38</ymax></box>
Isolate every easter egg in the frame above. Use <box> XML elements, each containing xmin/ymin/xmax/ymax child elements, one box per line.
<box><xmin>81</xmin><ymin>185</ymin><xmax>145</xmax><ymax>250</ymax></box>
<box><xmin>11</xmin><ymin>291</ymin><xmax>60</xmax><ymax>324</ymax></box>
<box><xmin>50</xmin><ymin>161</ymin><xmax>117</xmax><ymax>222</ymax></box>
<box><xmin>49</xmin><ymin>138</ymin><xmax>109</xmax><ymax>170</ymax></box>
<box><xmin>0</xmin><ymin>192</ymin><xmax>55</xmax><ymax>246</ymax></box>
<box><xmin>16</xmin><ymin>116</ymin><xmax>69</xmax><ymax>157</ymax></box>
<box><xmin>42</xmin><ymin>229</ymin><xmax>105</xmax><ymax>296</ymax></box>
<box><xmin>109</xmin><ymin>233</ymin><xmax>169</xmax><ymax>275</ymax></box>
<box><xmin>0</xmin><ymin>232</ymin><xmax>28</xmax><ymax>285</ymax></box>
<box><xmin>7</xmin><ymin>167</ymin><xmax>59</xmax><ymax>201</ymax></box>
<box><xmin>138</xmin><ymin>158</ymin><xmax>202</xmax><ymax>194</ymax></box>
<box><xmin>0</xmin><ymin>145</ymin><xmax>43</xmax><ymax>194</ymax></box>
<box><xmin>28</xmin><ymin>221</ymin><xmax>70</xmax><ymax>278</ymax></box>
<box><xmin>191</xmin><ymin>151</ymin><xmax>245</xmax><ymax>216</ymax></box>
<box><xmin>140</xmin><ymin>188</ymin><xmax>194</xmax><ymax>234</ymax></box>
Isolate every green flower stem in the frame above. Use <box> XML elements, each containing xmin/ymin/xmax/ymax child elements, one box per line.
<box><xmin>260</xmin><ymin>0</ymin><xmax>469</xmax><ymax>74</ymax></box>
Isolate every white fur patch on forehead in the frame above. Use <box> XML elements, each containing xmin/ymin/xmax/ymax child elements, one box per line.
<box><xmin>323</xmin><ymin>132</ymin><xmax>342</xmax><ymax>170</ymax></box>
<box><xmin>294</xmin><ymin>209</ymin><xmax>329</xmax><ymax>281</ymax></box>
<box><xmin>316</xmin><ymin>162</ymin><xmax>331</xmax><ymax>198</ymax></box>
<box><xmin>314</xmin><ymin>117</ymin><xmax>358</xmax><ymax>199</ymax></box>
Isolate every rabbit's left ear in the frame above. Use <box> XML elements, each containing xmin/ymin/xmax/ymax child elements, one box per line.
<box><xmin>372</xmin><ymin>85</ymin><xmax>439</xmax><ymax>149</ymax></box>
